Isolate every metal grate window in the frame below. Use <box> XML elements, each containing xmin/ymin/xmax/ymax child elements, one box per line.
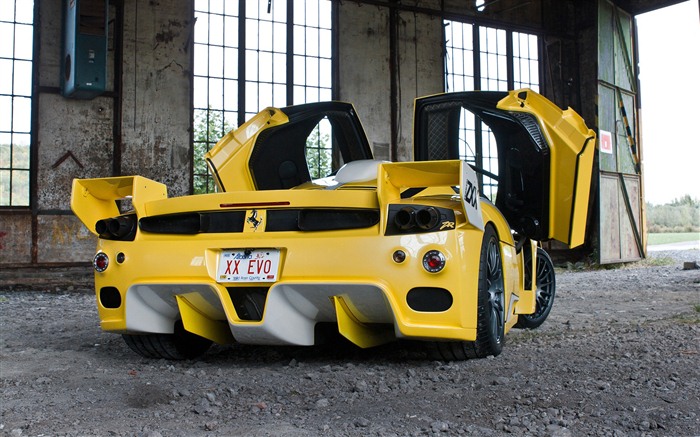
<box><xmin>513</xmin><ymin>31</ymin><xmax>540</xmax><ymax>91</ymax></box>
<box><xmin>444</xmin><ymin>21</ymin><xmax>474</xmax><ymax>95</ymax></box>
<box><xmin>0</xmin><ymin>1</ymin><xmax>33</xmax><ymax>207</ymax></box>
<box><xmin>444</xmin><ymin>21</ymin><xmax>478</xmax><ymax>174</ymax></box>
<box><xmin>193</xmin><ymin>0</ymin><xmax>333</xmax><ymax>193</ymax></box>
<box><xmin>444</xmin><ymin>20</ymin><xmax>539</xmax><ymax>200</ymax></box>
<box><xmin>479</xmin><ymin>26</ymin><xmax>508</xmax><ymax>92</ymax></box>
<box><xmin>293</xmin><ymin>1</ymin><xmax>332</xmax><ymax>104</ymax></box>
<box><xmin>478</xmin><ymin>27</ymin><xmax>507</xmax><ymax>198</ymax></box>
<box><xmin>244</xmin><ymin>1</ymin><xmax>287</xmax><ymax>119</ymax></box>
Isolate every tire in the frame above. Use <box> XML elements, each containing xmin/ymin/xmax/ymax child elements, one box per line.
<box><xmin>432</xmin><ymin>224</ymin><xmax>505</xmax><ymax>360</ymax></box>
<box><xmin>122</xmin><ymin>320</ymin><xmax>212</xmax><ymax>360</ymax></box>
<box><xmin>515</xmin><ymin>247</ymin><xmax>556</xmax><ymax>329</ymax></box>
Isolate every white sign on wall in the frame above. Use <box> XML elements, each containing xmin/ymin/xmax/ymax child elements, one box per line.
<box><xmin>599</xmin><ymin>129</ymin><xmax>613</xmax><ymax>154</ymax></box>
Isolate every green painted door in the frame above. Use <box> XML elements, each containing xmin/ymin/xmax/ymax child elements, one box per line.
<box><xmin>597</xmin><ymin>0</ymin><xmax>644</xmax><ymax>264</ymax></box>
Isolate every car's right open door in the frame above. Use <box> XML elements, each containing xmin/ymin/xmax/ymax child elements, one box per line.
<box><xmin>413</xmin><ymin>89</ymin><xmax>596</xmax><ymax>247</ymax></box>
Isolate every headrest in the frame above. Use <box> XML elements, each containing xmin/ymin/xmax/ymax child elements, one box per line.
<box><xmin>334</xmin><ymin>160</ymin><xmax>388</xmax><ymax>184</ymax></box>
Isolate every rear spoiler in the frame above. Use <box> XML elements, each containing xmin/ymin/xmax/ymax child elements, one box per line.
<box><xmin>71</xmin><ymin>176</ymin><xmax>167</xmax><ymax>235</ymax></box>
<box><xmin>377</xmin><ymin>160</ymin><xmax>484</xmax><ymax>231</ymax></box>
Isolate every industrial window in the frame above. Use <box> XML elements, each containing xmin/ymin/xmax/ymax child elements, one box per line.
<box><xmin>444</xmin><ymin>20</ymin><xmax>539</xmax><ymax>199</ymax></box>
<box><xmin>193</xmin><ymin>0</ymin><xmax>333</xmax><ymax>193</ymax></box>
<box><xmin>513</xmin><ymin>32</ymin><xmax>540</xmax><ymax>91</ymax></box>
<box><xmin>0</xmin><ymin>1</ymin><xmax>33</xmax><ymax>207</ymax></box>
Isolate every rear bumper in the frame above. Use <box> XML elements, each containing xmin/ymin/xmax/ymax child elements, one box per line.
<box><xmin>94</xmin><ymin>230</ymin><xmax>484</xmax><ymax>346</ymax></box>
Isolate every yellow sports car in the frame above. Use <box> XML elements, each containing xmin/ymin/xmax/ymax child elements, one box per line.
<box><xmin>71</xmin><ymin>89</ymin><xmax>595</xmax><ymax>360</ymax></box>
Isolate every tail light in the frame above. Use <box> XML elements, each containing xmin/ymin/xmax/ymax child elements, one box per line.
<box><xmin>422</xmin><ymin>250</ymin><xmax>446</xmax><ymax>273</ymax></box>
<box><xmin>93</xmin><ymin>252</ymin><xmax>109</xmax><ymax>272</ymax></box>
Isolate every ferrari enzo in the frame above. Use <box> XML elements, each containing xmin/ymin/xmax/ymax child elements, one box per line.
<box><xmin>71</xmin><ymin>89</ymin><xmax>595</xmax><ymax>360</ymax></box>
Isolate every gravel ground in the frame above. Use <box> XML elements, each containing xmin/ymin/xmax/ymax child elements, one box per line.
<box><xmin>1</xmin><ymin>250</ymin><xmax>699</xmax><ymax>437</ymax></box>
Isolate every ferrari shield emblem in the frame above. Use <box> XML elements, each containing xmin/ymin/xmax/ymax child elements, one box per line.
<box><xmin>245</xmin><ymin>209</ymin><xmax>265</xmax><ymax>232</ymax></box>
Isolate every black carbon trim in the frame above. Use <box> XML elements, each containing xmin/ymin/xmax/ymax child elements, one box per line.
<box><xmin>385</xmin><ymin>204</ymin><xmax>456</xmax><ymax>236</ymax></box>
<box><xmin>139</xmin><ymin>209</ymin><xmax>379</xmax><ymax>234</ymax></box>
<box><xmin>139</xmin><ymin>211</ymin><xmax>246</xmax><ymax>234</ymax></box>
<box><xmin>267</xmin><ymin>209</ymin><xmax>380</xmax><ymax>232</ymax></box>
<box><xmin>510</xmin><ymin>112</ymin><xmax>547</xmax><ymax>151</ymax></box>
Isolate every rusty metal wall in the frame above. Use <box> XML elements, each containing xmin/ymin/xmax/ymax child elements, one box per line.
<box><xmin>119</xmin><ymin>1</ymin><xmax>193</xmax><ymax>194</ymax></box>
<box><xmin>0</xmin><ymin>216</ymin><xmax>32</xmax><ymax>264</ymax></box>
<box><xmin>0</xmin><ymin>0</ymin><xmax>192</xmax><ymax>266</ymax></box>
<box><xmin>337</xmin><ymin>3</ymin><xmax>392</xmax><ymax>160</ymax></box>
<box><xmin>394</xmin><ymin>11</ymin><xmax>445</xmax><ymax>162</ymax></box>
<box><xmin>337</xmin><ymin>2</ymin><xmax>444</xmax><ymax>163</ymax></box>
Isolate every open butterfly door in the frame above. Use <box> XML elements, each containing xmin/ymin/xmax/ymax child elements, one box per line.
<box><xmin>413</xmin><ymin>89</ymin><xmax>595</xmax><ymax>248</ymax></box>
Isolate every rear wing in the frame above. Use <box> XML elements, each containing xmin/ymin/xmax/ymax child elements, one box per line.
<box><xmin>377</xmin><ymin>160</ymin><xmax>484</xmax><ymax>231</ymax></box>
<box><xmin>71</xmin><ymin>176</ymin><xmax>167</xmax><ymax>235</ymax></box>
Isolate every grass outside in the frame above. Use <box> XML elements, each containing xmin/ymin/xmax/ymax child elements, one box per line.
<box><xmin>648</xmin><ymin>232</ymin><xmax>700</xmax><ymax>246</ymax></box>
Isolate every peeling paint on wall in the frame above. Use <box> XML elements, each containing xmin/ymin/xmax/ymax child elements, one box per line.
<box><xmin>37</xmin><ymin>216</ymin><xmax>96</xmax><ymax>264</ymax></box>
<box><xmin>37</xmin><ymin>94</ymin><xmax>114</xmax><ymax>211</ymax></box>
<box><xmin>0</xmin><ymin>216</ymin><xmax>32</xmax><ymax>264</ymax></box>
<box><xmin>120</xmin><ymin>0</ymin><xmax>192</xmax><ymax>198</ymax></box>
<box><xmin>338</xmin><ymin>3</ymin><xmax>443</xmax><ymax>162</ymax></box>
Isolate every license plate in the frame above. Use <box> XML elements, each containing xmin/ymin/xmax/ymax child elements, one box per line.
<box><xmin>217</xmin><ymin>249</ymin><xmax>281</xmax><ymax>283</ymax></box>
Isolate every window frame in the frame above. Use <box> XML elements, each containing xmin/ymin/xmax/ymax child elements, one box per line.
<box><xmin>0</xmin><ymin>0</ymin><xmax>35</xmax><ymax>208</ymax></box>
<box><xmin>192</xmin><ymin>0</ymin><xmax>335</xmax><ymax>194</ymax></box>
<box><xmin>443</xmin><ymin>19</ymin><xmax>541</xmax><ymax>199</ymax></box>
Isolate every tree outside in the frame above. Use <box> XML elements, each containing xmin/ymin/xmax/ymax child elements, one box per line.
<box><xmin>646</xmin><ymin>195</ymin><xmax>700</xmax><ymax>233</ymax></box>
<box><xmin>305</xmin><ymin>122</ymin><xmax>332</xmax><ymax>179</ymax></box>
<box><xmin>0</xmin><ymin>143</ymin><xmax>30</xmax><ymax>206</ymax></box>
<box><xmin>192</xmin><ymin>111</ymin><xmax>333</xmax><ymax>193</ymax></box>
<box><xmin>192</xmin><ymin>109</ymin><xmax>233</xmax><ymax>194</ymax></box>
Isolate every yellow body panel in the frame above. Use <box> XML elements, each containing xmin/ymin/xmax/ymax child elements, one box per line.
<box><xmin>334</xmin><ymin>296</ymin><xmax>395</xmax><ymax>348</ymax></box>
<box><xmin>71</xmin><ymin>176</ymin><xmax>167</xmax><ymax>235</ymax></box>
<box><xmin>497</xmin><ymin>89</ymin><xmax>596</xmax><ymax>247</ymax></box>
<box><xmin>204</xmin><ymin>108</ymin><xmax>289</xmax><ymax>192</ymax></box>
<box><xmin>90</xmin><ymin>211</ymin><xmax>478</xmax><ymax>342</ymax></box>
<box><xmin>514</xmin><ymin>239</ymin><xmax>538</xmax><ymax>315</ymax></box>
<box><xmin>72</xmin><ymin>91</ymin><xmax>592</xmax><ymax>358</ymax></box>
<box><xmin>83</xmin><ymin>182</ymin><xmax>528</xmax><ymax>348</ymax></box>
<box><xmin>176</xmin><ymin>294</ymin><xmax>235</xmax><ymax>344</ymax></box>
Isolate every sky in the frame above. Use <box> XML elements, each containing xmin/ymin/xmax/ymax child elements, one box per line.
<box><xmin>636</xmin><ymin>0</ymin><xmax>700</xmax><ymax>205</ymax></box>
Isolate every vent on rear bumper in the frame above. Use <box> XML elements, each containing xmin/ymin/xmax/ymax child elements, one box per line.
<box><xmin>407</xmin><ymin>287</ymin><xmax>453</xmax><ymax>312</ymax></box>
<box><xmin>99</xmin><ymin>287</ymin><xmax>122</xmax><ymax>309</ymax></box>
<box><xmin>138</xmin><ymin>209</ymin><xmax>380</xmax><ymax>234</ymax></box>
<box><xmin>227</xmin><ymin>287</ymin><xmax>269</xmax><ymax>321</ymax></box>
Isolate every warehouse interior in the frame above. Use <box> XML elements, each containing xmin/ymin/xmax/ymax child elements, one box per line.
<box><xmin>0</xmin><ymin>0</ymin><xmax>686</xmax><ymax>268</ymax></box>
